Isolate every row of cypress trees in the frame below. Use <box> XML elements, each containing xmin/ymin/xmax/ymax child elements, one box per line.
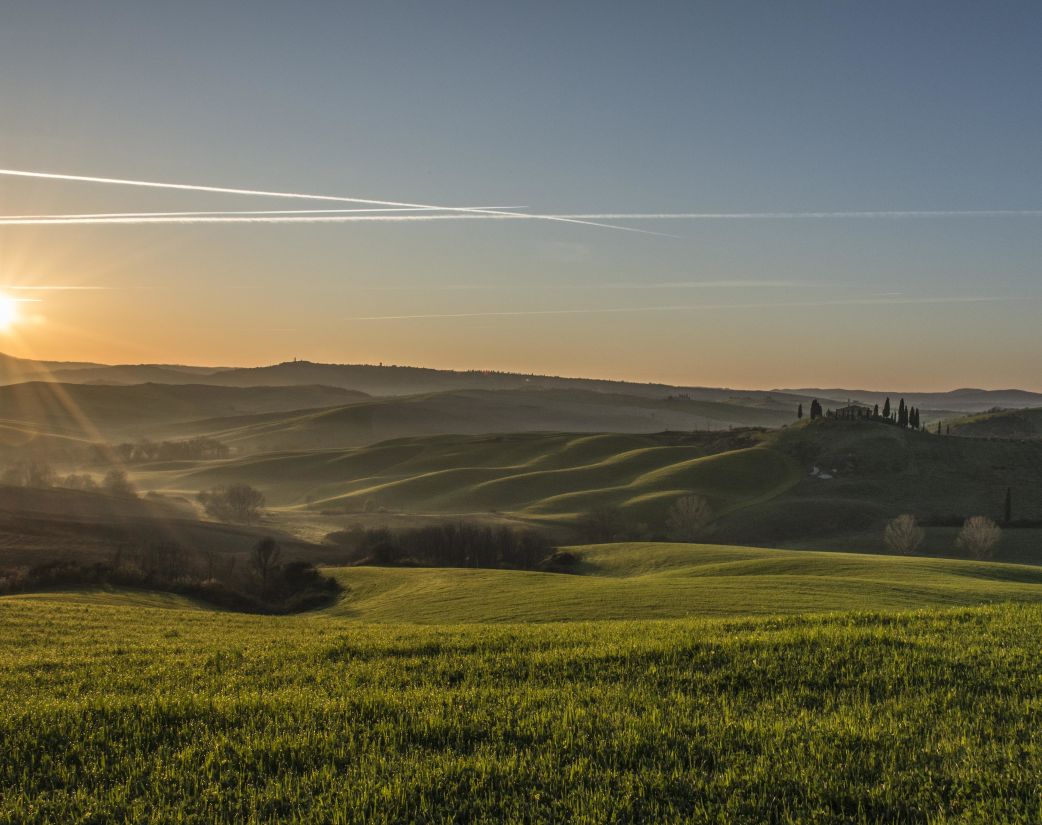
<box><xmin>796</xmin><ymin>397</ymin><xmax>924</xmax><ymax>429</ymax></box>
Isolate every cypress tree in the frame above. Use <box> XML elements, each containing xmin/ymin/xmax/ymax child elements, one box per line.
<box><xmin>936</xmin><ymin>421</ymin><xmax>941</xmax><ymax>434</ymax></box>
<box><xmin>873</xmin><ymin>403</ymin><xmax>879</xmax><ymax>418</ymax></box>
<box><xmin>797</xmin><ymin>403</ymin><xmax>803</xmax><ymax>419</ymax></box>
<box><xmin>882</xmin><ymin>397</ymin><xmax>891</xmax><ymax>420</ymax></box>
<box><xmin>898</xmin><ymin>399</ymin><xmax>908</xmax><ymax>428</ymax></box>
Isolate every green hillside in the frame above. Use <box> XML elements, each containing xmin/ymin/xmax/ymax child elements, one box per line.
<box><xmin>151</xmin><ymin>430</ymin><xmax>797</xmax><ymax>522</ymax></box>
<box><xmin>729</xmin><ymin>419</ymin><xmax>1042</xmax><ymax>545</ymax></box>
<box><xmin>2</xmin><ymin>591</ymin><xmax>1041</xmax><ymax>821</ymax></box>
<box><xmin>325</xmin><ymin>542</ymin><xmax>1042</xmax><ymax>623</ymax></box>
<box><xmin>12</xmin><ymin>540</ymin><xmax>1042</xmax><ymax>624</ymax></box>
<box><xmin>145</xmin><ymin>418</ymin><xmax>1042</xmax><ymax>557</ymax></box>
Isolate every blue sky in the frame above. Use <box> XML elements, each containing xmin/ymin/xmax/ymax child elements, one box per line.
<box><xmin>0</xmin><ymin>1</ymin><xmax>1039</xmax><ymax>389</ymax></box>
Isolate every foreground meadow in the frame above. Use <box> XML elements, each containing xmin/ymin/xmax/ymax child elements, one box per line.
<box><xmin>2</xmin><ymin>595</ymin><xmax>1041</xmax><ymax>823</ymax></box>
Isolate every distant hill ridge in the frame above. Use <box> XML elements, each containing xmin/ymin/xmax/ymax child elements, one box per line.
<box><xmin>3</xmin><ymin>352</ymin><xmax>1040</xmax><ymax>412</ymax></box>
<box><xmin>780</xmin><ymin>386</ymin><xmax>1042</xmax><ymax>412</ymax></box>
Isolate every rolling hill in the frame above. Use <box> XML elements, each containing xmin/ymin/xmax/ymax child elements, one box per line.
<box><xmin>9</xmin><ymin>541</ymin><xmax>1042</xmax><ymax>624</ymax></box>
<box><xmin>0</xmin><ymin>381</ymin><xmax>368</xmax><ymax>444</ymax></box>
<box><xmin>173</xmin><ymin>387</ymin><xmax>797</xmax><ymax>451</ymax></box>
<box><xmin>323</xmin><ymin>542</ymin><xmax>1042</xmax><ymax>623</ymax></box>
<box><xmin>1</xmin><ymin>351</ymin><xmax>824</xmax><ymax>406</ymax></box>
<box><xmin>0</xmin><ymin>484</ymin><xmax>326</xmax><ymax>569</ymax></box>
<box><xmin>781</xmin><ymin>386</ymin><xmax>1042</xmax><ymax>413</ymax></box>
<box><xmin>138</xmin><ymin>418</ymin><xmax>1042</xmax><ymax>564</ymax></box>
<box><xmin>11</xmin><ymin>353</ymin><xmax>1042</xmax><ymax>415</ymax></box>
<box><xmin>150</xmin><ymin>429</ymin><xmax>798</xmax><ymax>520</ymax></box>
<box><xmin>945</xmin><ymin>407</ymin><xmax>1042</xmax><ymax>439</ymax></box>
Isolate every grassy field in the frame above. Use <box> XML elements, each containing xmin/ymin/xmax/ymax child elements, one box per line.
<box><xmin>2</xmin><ymin>589</ymin><xmax>1042</xmax><ymax>822</ymax></box>
<box><xmin>325</xmin><ymin>542</ymin><xmax>1042</xmax><ymax>623</ymax></box>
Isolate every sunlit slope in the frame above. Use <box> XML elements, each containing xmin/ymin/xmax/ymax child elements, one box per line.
<box><xmin>324</xmin><ymin>543</ymin><xmax>1042</xmax><ymax>623</ymax></box>
<box><xmin>4</xmin><ymin>588</ymin><xmax>208</xmax><ymax>611</ymax></box>
<box><xmin>16</xmin><ymin>542</ymin><xmax>1042</xmax><ymax>624</ymax></box>
<box><xmin>159</xmin><ymin>431</ymin><xmax>795</xmax><ymax>519</ymax></box>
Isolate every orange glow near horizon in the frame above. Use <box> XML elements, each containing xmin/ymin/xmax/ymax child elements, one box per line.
<box><xmin>0</xmin><ymin>294</ymin><xmax>21</xmax><ymax>331</ymax></box>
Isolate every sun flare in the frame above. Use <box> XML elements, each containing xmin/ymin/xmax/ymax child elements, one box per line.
<box><xmin>0</xmin><ymin>294</ymin><xmax>20</xmax><ymax>330</ymax></box>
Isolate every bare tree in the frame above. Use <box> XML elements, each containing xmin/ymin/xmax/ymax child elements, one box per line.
<box><xmin>252</xmin><ymin>537</ymin><xmax>282</xmax><ymax>594</ymax></box>
<box><xmin>884</xmin><ymin>514</ymin><xmax>925</xmax><ymax>554</ymax></box>
<box><xmin>197</xmin><ymin>484</ymin><xmax>265</xmax><ymax>524</ymax></box>
<box><xmin>578</xmin><ymin>505</ymin><xmax>627</xmax><ymax>543</ymax></box>
<box><xmin>1</xmin><ymin>460</ymin><xmax>56</xmax><ymax>488</ymax></box>
<box><xmin>956</xmin><ymin>516</ymin><xmax>1002</xmax><ymax>559</ymax></box>
<box><xmin>61</xmin><ymin>473</ymin><xmax>98</xmax><ymax>491</ymax></box>
<box><xmin>665</xmin><ymin>495</ymin><xmax>713</xmax><ymax>542</ymax></box>
<box><xmin>102</xmin><ymin>468</ymin><xmax>137</xmax><ymax>497</ymax></box>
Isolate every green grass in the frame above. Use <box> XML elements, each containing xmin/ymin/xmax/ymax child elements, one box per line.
<box><xmin>2</xmin><ymin>593</ymin><xmax>1042</xmax><ymax>822</ymax></box>
<box><xmin>12</xmin><ymin>543</ymin><xmax>1042</xmax><ymax>625</ymax></box>
<box><xmin>323</xmin><ymin>543</ymin><xmax>1042</xmax><ymax>623</ymax></box>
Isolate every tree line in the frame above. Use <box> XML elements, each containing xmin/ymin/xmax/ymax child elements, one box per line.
<box><xmin>798</xmin><ymin>397</ymin><xmax>927</xmax><ymax>430</ymax></box>
<box><xmin>328</xmin><ymin>522</ymin><xmax>562</xmax><ymax>571</ymax></box>
<box><xmin>1</xmin><ymin>461</ymin><xmax>137</xmax><ymax>497</ymax></box>
<box><xmin>0</xmin><ymin>536</ymin><xmax>341</xmax><ymax>614</ymax></box>
<box><xmin>104</xmin><ymin>437</ymin><xmax>231</xmax><ymax>463</ymax></box>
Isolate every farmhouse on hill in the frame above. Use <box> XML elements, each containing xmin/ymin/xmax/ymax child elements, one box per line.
<box><xmin>828</xmin><ymin>403</ymin><xmax>873</xmax><ymax>420</ymax></box>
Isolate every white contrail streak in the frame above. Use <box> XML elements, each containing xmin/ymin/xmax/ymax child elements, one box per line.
<box><xmin>0</xmin><ymin>206</ymin><xmax>528</xmax><ymax>220</ymax></box>
<box><xmin>558</xmin><ymin>210</ymin><xmax>1042</xmax><ymax>219</ymax></box>
<box><xmin>0</xmin><ymin>168</ymin><xmax>665</xmax><ymax>236</ymax></box>
<box><xmin>346</xmin><ymin>295</ymin><xmax>1015</xmax><ymax>321</ymax></box>
<box><xmin>1</xmin><ymin>210</ymin><xmax>1039</xmax><ymax>227</ymax></box>
<box><xmin>0</xmin><ymin>214</ymin><xmax>673</xmax><ymax>235</ymax></box>
<box><xmin>358</xmin><ymin>279</ymin><xmax>820</xmax><ymax>291</ymax></box>
<box><xmin>0</xmin><ymin>215</ymin><xmax>533</xmax><ymax>224</ymax></box>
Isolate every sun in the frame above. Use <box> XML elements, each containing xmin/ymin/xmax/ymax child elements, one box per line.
<box><xmin>0</xmin><ymin>294</ymin><xmax>20</xmax><ymax>331</ymax></box>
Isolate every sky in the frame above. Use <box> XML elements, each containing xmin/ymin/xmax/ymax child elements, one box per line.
<box><xmin>0</xmin><ymin>1</ymin><xmax>1040</xmax><ymax>390</ymax></box>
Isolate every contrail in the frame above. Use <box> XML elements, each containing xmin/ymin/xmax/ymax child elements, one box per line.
<box><xmin>1</xmin><ymin>209</ymin><xmax>1039</xmax><ymax>227</ymax></box>
<box><xmin>347</xmin><ymin>295</ymin><xmax>1016</xmax><ymax>321</ymax></box>
<box><xmin>558</xmin><ymin>210</ymin><xmax>1042</xmax><ymax>220</ymax></box>
<box><xmin>358</xmin><ymin>279</ymin><xmax>820</xmax><ymax>291</ymax></box>
<box><xmin>0</xmin><ymin>213</ymin><xmax>676</xmax><ymax>235</ymax></box>
<box><xmin>0</xmin><ymin>168</ymin><xmax>667</xmax><ymax>236</ymax></box>
<box><xmin>0</xmin><ymin>214</ymin><xmax>611</xmax><ymax>224</ymax></box>
<box><xmin>0</xmin><ymin>206</ymin><xmax>528</xmax><ymax>220</ymax></box>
